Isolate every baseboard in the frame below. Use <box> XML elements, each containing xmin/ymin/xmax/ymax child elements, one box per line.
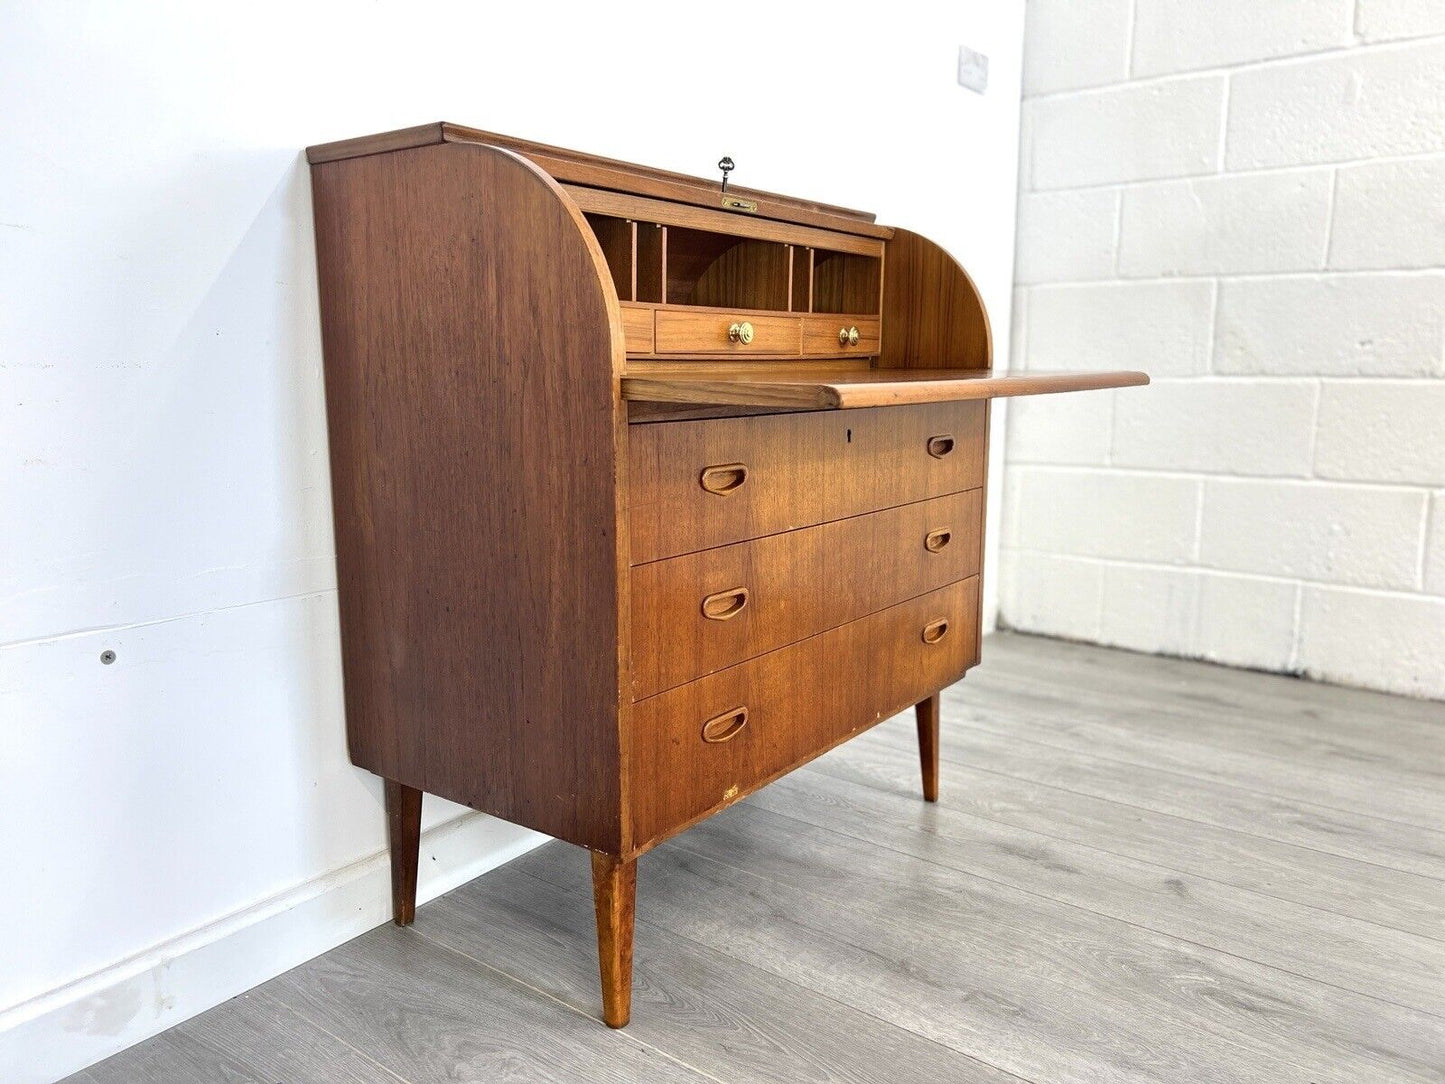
<box><xmin>0</xmin><ymin>812</ymin><xmax>548</xmax><ymax>1084</ymax></box>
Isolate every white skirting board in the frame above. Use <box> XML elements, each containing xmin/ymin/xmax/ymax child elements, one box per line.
<box><xmin>0</xmin><ymin>812</ymin><xmax>547</xmax><ymax>1084</ymax></box>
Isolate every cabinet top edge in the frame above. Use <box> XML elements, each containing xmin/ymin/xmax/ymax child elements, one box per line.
<box><xmin>305</xmin><ymin>122</ymin><xmax>893</xmax><ymax>240</ymax></box>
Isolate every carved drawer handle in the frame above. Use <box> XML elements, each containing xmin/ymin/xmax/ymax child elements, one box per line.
<box><xmin>921</xmin><ymin>618</ymin><xmax>950</xmax><ymax>645</ymax></box>
<box><xmin>701</xmin><ymin>706</ymin><xmax>749</xmax><ymax>743</ymax></box>
<box><xmin>701</xmin><ymin>587</ymin><xmax>749</xmax><ymax>620</ymax></box>
<box><xmin>700</xmin><ymin>462</ymin><xmax>748</xmax><ymax>495</ymax></box>
<box><xmin>924</xmin><ymin>528</ymin><xmax>952</xmax><ymax>553</ymax></box>
<box><xmin>927</xmin><ymin>434</ymin><xmax>955</xmax><ymax>459</ymax></box>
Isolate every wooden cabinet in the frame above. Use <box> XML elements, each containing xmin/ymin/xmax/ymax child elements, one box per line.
<box><xmin>307</xmin><ymin>122</ymin><xmax>1148</xmax><ymax>1030</ymax></box>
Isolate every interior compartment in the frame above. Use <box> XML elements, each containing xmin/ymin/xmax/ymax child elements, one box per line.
<box><xmin>792</xmin><ymin>247</ymin><xmax>813</xmax><ymax>313</ymax></box>
<box><xmin>666</xmin><ymin>227</ymin><xmax>790</xmax><ymax>311</ymax></box>
<box><xmin>636</xmin><ymin>223</ymin><xmax>665</xmax><ymax>303</ymax></box>
<box><xmin>584</xmin><ymin>214</ymin><xmax>634</xmax><ymax>301</ymax></box>
<box><xmin>811</xmin><ymin>250</ymin><xmax>882</xmax><ymax>314</ymax></box>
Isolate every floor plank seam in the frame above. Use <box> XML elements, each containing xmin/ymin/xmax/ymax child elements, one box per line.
<box><xmin>410</xmin><ymin>926</ymin><xmax>733</xmax><ymax>1084</ymax></box>
<box><xmin>245</xmin><ymin>989</ymin><xmax>418</xmax><ymax>1084</ymax></box>
<box><xmin>940</xmin><ymin>714</ymin><xmax>1445</xmax><ymax>837</ymax></box>
<box><xmin>818</xmin><ymin>735</ymin><xmax>1445</xmax><ymax>883</ymax></box>
<box><xmin>795</xmin><ymin>761</ymin><xmax>1445</xmax><ymax>941</ymax></box>
<box><xmin>502</xmin><ymin>864</ymin><xmax>1044</xmax><ymax>1084</ymax></box>
<box><xmin>681</xmin><ymin>803</ymin><xmax>1445</xmax><ymax>1026</ymax></box>
<box><xmin>504</xmin><ymin>859</ymin><xmax>1047</xmax><ymax>1084</ymax></box>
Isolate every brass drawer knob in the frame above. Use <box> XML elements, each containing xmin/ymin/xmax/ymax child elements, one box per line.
<box><xmin>728</xmin><ymin>320</ymin><xmax>755</xmax><ymax>345</ymax></box>
<box><xmin>924</xmin><ymin>528</ymin><xmax>952</xmax><ymax>553</ymax></box>
<box><xmin>701</xmin><ymin>587</ymin><xmax>749</xmax><ymax>620</ymax></box>
<box><xmin>838</xmin><ymin>325</ymin><xmax>860</xmax><ymax>347</ymax></box>
<box><xmin>922</xmin><ymin>618</ymin><xmax>950</xmax><ymax>645</ymax></box>
<box><xmin>699</xmin><ymin>462</ymin><xmax>748</xmax><ymax>495</ymax></box>
<box><xmin>701</xmin><ymin>706</ymin><xmax>749</xmax><ymax>743</ymax></box>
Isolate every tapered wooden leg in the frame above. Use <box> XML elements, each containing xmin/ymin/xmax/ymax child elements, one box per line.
<box><xmin>915</xmin><ymin>693</ymin><xmax>940</xmax><ymax>802</ymax></box>
<box><xmin>384</xmin><ymin>779</ymin><xmax>423</xmax><ymax>926</ymax></box>
<box><xmin>590</xmin><ymin>851</ymin><xmax>636</xmax><ymax>1028</ymax></box>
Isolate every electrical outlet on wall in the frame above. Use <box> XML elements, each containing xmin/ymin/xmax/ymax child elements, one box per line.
<box><xmin>957</xmin><ymin>45</ymin><xmax>989</xmax><ymax>94</ymax></box>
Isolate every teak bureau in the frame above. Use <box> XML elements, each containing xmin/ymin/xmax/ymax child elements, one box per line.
<box><xmin>306</xmin><ymin>124</ymin><xmax>1148</xmax><ymax>1028</ymax></box>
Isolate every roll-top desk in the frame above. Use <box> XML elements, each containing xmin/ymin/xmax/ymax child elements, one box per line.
<box><xmin>306</xmin><ymin>123</ymin><xmax>1148</xmax><ymax>1028</ymax></box>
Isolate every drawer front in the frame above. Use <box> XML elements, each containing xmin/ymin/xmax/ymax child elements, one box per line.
<box><xmin>629</xmin><ymin>577</ymin><xmax>980</xmax><ymax>847</ymax></box>
<box><xmin>620</xmin><ymin>304</ymin><xmax>654</xmax><ymax>354</ymax></box>
<box><xmin>629</xmin><ymin>401</ymin><xmax>987</xmax><ymax>563</ymax></box>
<box><xmin>654</xmin><ymin>310</ymin><xmax>801</xmax><ymax>355</ymax></box>
<box><xmin>802</xmin><ymin>315</ymin><xmax>881</xmax><ymax>355</ymax></box>
<box><xmin>630</xmin><ymin>489</ymin><xmax>982</xmax><ymax>699</ymax></box>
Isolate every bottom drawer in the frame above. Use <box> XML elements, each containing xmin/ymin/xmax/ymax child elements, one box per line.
<box><xmin>628</xmin><ymin>576</ymin><xmax>979</xmax><ymax>848</ymax></box>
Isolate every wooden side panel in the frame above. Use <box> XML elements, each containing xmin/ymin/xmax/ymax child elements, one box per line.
<box><xmin>628</xmin><ymin>402</ymin><xmax>987</xmax><ymax>563</ymax></box>
<box><xmin>879</xmin><ymin>229</ymin><xmax>992</xmax><ymax>370</ymax></box>
<box><xmin>630</xmin><ymin>489</ymin><xmax>983</xmax><ymax>699</ymax></box>
<box><xmin>629</xmin><ymin>577</ymin><xmax>980</xmax><ymax>849</ymax></box>
<box><xmin>310</xmin><ymin>143</ymin><xmax>629</xmax><ymax>852</ymax></box>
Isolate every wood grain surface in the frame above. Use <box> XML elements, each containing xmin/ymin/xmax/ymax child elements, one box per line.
<box><xmin>628</xmin><ymin>578</ymin><xmax>980</xmax><ymax>849</ymax></box>
<box><xmin>310</xmin><ymin>141</ymin><xmax>629</xmax><ymax>852</ymax></box>
<box><xmin>307</xmin><ymin>123</ymin><xmax>893</xmax><ymax>238</ymax></box>
<box><xmin>628</xmin><ymin>401</ymin><xmax>987</xmax><ymax>562</ymax></box>
<box><xmin>629</xmin><ymin>489</ymin><xmax>982</xmax><ymax>699</ymax></box>
<box><xmin>622</xmin><ymin>367</ymin><xmax>1150</xmax><ymax>409</ymax></box>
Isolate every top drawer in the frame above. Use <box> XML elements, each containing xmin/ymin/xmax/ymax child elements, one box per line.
<box><xmin>628</xmin><ymin>401</ymin><xmax>987</xmax><ymax>563</ymax></box>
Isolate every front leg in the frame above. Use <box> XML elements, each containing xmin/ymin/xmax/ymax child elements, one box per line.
<box><xmin>590</xmin><ymin>851</ymin><xmax>637</xmax><ymax>1028</ymax></box>
<box><xmin>915</xmin><ymin>693</ymin><xmax>940</xmax><ymax>802</ymax></box>
<box><xmin>384</xmin><ymin>779</ymin><xmax>423</xmax><ymax>925</ymax></box>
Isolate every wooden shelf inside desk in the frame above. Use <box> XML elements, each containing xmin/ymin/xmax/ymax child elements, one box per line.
<box><xmin>621</xmin><ymin>368</ymin><xmax>1150</xmax><ymax>410</ymax></box>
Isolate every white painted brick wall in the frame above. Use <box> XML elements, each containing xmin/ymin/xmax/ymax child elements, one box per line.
<box><xmin>1026</xmin><ymin>77</ymin><xmax>1226</xmax><ymax>189</ymax></box>
<box><xmin>998</xmin><ymin>551</ymin><xmax>1104</xmax><ymax>641</ymax></box>
<box><xmin>1426</xmin><ymin>493</ymin><xmax>1445</xmax><ymax>594</ymax></box>
<box><xmin>1005</xmin><ymin>392</ymin><xmax>1115</xmax><ymax>466</ymax></box>
<box><xmin>1354</xmin><ymin>0</ymin><xmax>1445</xmax><ymax>43</ymax></box>
<box><xmin>1132</xmin><ymin>0</ymin><xmax>1354</xmax><ymax>77</ymax></box>
<box><xmin>1006</xmin><ymin>468</ymin><xmax>1200</xmax><ymax>563</ymax></box>
<box><xmin>1328</xmin><ymin>158</ymin><xmax>1445</xmax><ymax>270</ymax></box>
<box><xmin>1014</xmin><ymin>188</ymin><xmax>1120</xmax><ymax>283</ymax></box>
<box><xmin>1119</xmin><ymin>171</ymin><xmax>1334</xmax><ymax>276</ymax></box>
<box><xmin>1226</xmin><ymin>40</ymin><xmax>1445</xmax><ymax>169</ymax></box>
<box><xmin>1297</xmin><ymin>588</ymin><xmax>1445</xmax><ymax>697</ymax></box>
<box><xmin>1027</xmin><ymin>281</ymin><xmax>1215</xmax><ymax>376</ymax></box>
<box><xmin>1313</xmin><ymin>382</ymin><xmax>1445</xmax><ymax>484</ymax></box>
<box><xmin>1195</xmin><ymin>572</ymin><xmax>1299</xmax><ymax>671</ymax></box>
<box><xmin>1198</xmin><ymin>479</ymin><xmax>1427</xmax><ymax>588</ymax></box>
<box><xmin>1008</xmin><ymin>2</ymin><xmax>1445</xmax><ymax>698</ymax></box>
<box><xmin>1112</xmin><ymin>379</ymin><xmax>1318</xmax><ymax>475</ymax></box>
<box><xmin>1021</xmin><ymin>0</ymin><xmax>1132</xmax><ymax>95</ymax></box>
<box><xmin>1214</xmin><ymin>273</ymin><xmax>1445</xmax><ymax>376</ymax></box>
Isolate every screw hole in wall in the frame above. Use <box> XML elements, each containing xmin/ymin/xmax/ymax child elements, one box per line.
<box><xmin>100</xmin><ymin>650</ymin><xmax>116</xmax><ymax>665</ymax></box>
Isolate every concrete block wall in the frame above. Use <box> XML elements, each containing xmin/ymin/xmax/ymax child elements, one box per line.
<box><xmin>1005</xmin><ymin>1</ymin><xmax>1445</xmax><ymax>699</ymax></box>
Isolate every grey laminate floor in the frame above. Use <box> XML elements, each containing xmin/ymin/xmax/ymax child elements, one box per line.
<box><xmin>73</xmin><ymin>632</ymin><xmax>1445</xmax><ymax>1083</ymax></box>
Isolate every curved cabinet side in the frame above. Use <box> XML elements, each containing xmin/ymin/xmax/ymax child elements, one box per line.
<box><xmin>880</xmin><ymin>228</ymin><xmax>992</xmax><ymax>369</ymax></box>
<box><xmin>310</xmin><ymin>141</ymin><xmax>629</xmax><ymax>852</ymax></box>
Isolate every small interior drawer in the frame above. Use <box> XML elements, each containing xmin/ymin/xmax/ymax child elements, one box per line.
<box><xmin>620</xmin><ymin>304</ymin><xmax>654</xmax><ymax>354</ymax></box>
<box><xmin>802</xmin><ymin>315</ymin><xmax>880</xmax><ymax>355</ymax></box>
<box><xmin>654</xmin><ymin>310</ymin><xmax>801</xmax><ymax>355</ymax></box>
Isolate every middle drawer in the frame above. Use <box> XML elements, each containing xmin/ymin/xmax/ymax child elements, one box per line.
<box><xmin>630</xmin><ymin>488</ymin><xmax>982</xmax><ymax>699</ymax></box>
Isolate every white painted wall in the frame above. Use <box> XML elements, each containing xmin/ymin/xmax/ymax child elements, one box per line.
<box><xmin>1004</xmin><ymin>0</ymin><xmax>1445</xmax><ymax>699</ymax></box>
<box><xmin>0</xmin><ymin>4</ymin><xmax>1027</xmax><ymax>1079</ymax></box>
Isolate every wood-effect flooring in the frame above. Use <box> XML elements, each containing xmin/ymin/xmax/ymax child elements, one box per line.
<box><xmin>71</xmin><ymin>632</ymin><xmax>1445</xmax><ymax>1084</ymax></box>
